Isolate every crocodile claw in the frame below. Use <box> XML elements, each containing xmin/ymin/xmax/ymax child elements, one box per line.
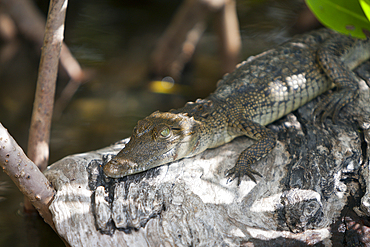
<box><xmin>225</xmin><ymin>165</ymin><xmax>262</xmax><ymax>186</ymax></box>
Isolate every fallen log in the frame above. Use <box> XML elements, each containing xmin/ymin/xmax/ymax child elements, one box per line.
<box><xmin>44</xmin><ymin>65</ymin><xmax>370</xmax><ymax>246</ymax></box>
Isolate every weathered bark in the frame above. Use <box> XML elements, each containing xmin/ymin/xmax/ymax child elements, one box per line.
<box><xmin>44</xmin><ymin>70</ymin><xmax>370</xmax><ymax>246</ymax></box>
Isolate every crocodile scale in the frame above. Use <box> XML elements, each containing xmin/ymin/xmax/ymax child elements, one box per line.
<box><xmin>103</xmin><ymin>29</ymin><xmax>370</xmax><ymax>185</ymax></box>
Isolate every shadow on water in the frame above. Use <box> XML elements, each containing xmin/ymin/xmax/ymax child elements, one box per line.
<box><xmin>0</xmin><ymin>0</ymin><xmax>308</xmax><ymax>245</ymax></box>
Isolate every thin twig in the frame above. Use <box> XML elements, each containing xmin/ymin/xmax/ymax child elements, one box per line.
<box><xmin>27</xmin><ymin>0</ymin><xmax>68</xmax><ymax>171</ymax></box>
<box><xmin>214</xmin><ymin>0</ymin><xmax>241</xmax><ymax>74</ymax></box>
<box><xmin>150</xmin><ymin>0</ymin><xmax>211</xmax><ymax>81</ymax></box>
<box><xmin>150</xmin><ymin>0</ymin><xmax>241</xmax><ymax>81</ymax></box>
<box><xmin>53</xmin><ymin>43</ymin><xmax>94</xmax><ymax>118</ymax></box>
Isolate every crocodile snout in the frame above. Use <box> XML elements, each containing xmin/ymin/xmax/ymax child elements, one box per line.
<box><xmin>103</xmin><ymin>158</ymin><xmax>138</xmax><ymax>178</ymax></box>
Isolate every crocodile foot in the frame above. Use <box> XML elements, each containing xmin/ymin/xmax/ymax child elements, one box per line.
<box><xmin>225</xmin><ymin>163</ymin><xmax>262</xmax><ymax>186</ymax></box>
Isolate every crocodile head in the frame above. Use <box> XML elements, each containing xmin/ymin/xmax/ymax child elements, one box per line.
<box><xmin>103</xmin><ymin>111</ymin><xmax>207</xmax><ymax>178</ymax></box>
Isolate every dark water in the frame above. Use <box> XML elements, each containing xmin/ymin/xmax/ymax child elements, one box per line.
<box><xmin>0</xmin><ymin>0</ymin><xmax>307</xmax><ymax>246</ymax></box>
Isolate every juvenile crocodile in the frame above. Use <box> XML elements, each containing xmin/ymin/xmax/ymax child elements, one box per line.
<box><xmin>104</xmin><ymin>29</ymin><xmax>370</xmax><ymax>185</ymax></box>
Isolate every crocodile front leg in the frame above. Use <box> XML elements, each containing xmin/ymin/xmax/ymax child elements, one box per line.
<box><xmin>225</xmin><ymin>119</ymin><xmax>276</xmax><ymax>185</ymax></box>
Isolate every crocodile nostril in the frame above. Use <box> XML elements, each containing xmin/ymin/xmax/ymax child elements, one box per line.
<box><xmin>103</xmin><ymin>160</ymin><xmax>120</xmax><ymax>178</ymax></box>
<box><xmin>103</xmin><ymin>158</ymin><xmax>138</xmax><ymax>178</ymax></box>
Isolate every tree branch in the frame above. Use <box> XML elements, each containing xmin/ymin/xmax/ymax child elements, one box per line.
<box><xmin>25</xmin><ymin>0</ymin><xmax>67</xmax><ymax>213</ymax></box>
<box><xmin>0</xmin><ymin>123</ymin><xmax>56</xmax><ymax>229</ymax></box>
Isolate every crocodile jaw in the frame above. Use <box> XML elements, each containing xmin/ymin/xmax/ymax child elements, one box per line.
<box><xmin>103</xmin><ymin>111</ymin><xmax>208</xmax><ymax>178</ymax></box>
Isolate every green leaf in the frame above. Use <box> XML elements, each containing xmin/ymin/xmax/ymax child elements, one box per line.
<box><xmin>360</xmin><ymin>0</ymin><xmax>370</xmax><ymax>21</ymax></box>
<box><xmin>306</xmin><ymin>0</ymin><xmax>370</xmax><ymax>39</ymax></box>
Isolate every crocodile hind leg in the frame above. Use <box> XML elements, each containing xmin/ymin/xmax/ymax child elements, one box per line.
<box><xmin>225</xmin><ymin>119</ymin><xmax>276</xmax><ymax>185</ymax></box>
<box><xmin>356</xmin><ymin>60</ymin><xmax>370</xmax><ymax>87</ymax></box>
<box><xmin>314</xmin><ymin>36</ymin><xmax>370</xmax><ymax>123</ymax></box>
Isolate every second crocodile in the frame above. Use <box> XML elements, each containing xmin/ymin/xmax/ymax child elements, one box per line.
<box><xmin>103</xmin><ymin>29</ymin><xmax>370</xmax><ymax>185</ymax></box>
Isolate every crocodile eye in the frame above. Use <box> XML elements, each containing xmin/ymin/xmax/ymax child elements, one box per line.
<box><xmin>160</xmin><ymin>127</ymin><xmax>171</xmax><ymax>138</ymax></box>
